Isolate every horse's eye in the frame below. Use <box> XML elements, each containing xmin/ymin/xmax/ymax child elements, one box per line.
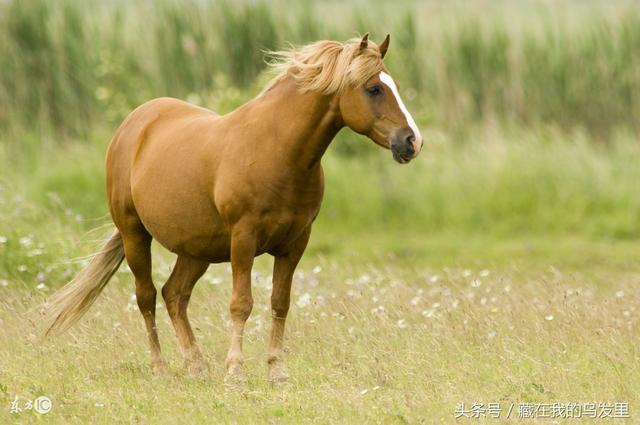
<box><xmin>366</xmin><ymin>85</ymin><xmax>382</xmax><ymax>97</ymax></box>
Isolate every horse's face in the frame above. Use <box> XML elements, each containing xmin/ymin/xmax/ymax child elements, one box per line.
<box><xmin>339</xmin><ymin>36</ymin><xmax>423</xmax><ymax>164</ymax></box>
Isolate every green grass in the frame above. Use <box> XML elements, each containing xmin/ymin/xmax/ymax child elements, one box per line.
<box><xmin>3</xmin><ymin>126</ymin><xmax>639</xmax><ymax>256</ymax></box>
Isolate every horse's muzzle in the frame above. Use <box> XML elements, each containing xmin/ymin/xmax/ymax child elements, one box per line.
<box><xmin>390</xmin><ymin>127</ymin><xmax>420</xmax><ymax>164</ymax></box>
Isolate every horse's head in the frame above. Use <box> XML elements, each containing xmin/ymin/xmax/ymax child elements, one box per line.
<box><xmin>339</xmin><ymin>34</ymin><xmax>423</xmax><ymax>164</ymax></box>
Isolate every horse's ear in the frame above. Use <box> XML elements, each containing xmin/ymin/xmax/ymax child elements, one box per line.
<box><xmin>379</xmin><ymin>34</ymin><xmax>390</xmax><ymax>59</ymax></box>
<box><xmin>359</xmin><ymin>33</ymin><xmax>369</xmax><ymax>51</ymax></box>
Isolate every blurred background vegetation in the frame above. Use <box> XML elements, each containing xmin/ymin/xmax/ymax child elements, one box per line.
<box><xmin>1</xmin><ymin>0</ymin><xmax>639</xmax><ymax>280</ymax></box>
<box><xmin>2</xmin><ymin>0</ymin><xmax>640</xmax><ymax>137</ymax></box>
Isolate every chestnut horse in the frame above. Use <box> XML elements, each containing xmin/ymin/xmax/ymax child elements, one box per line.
<box><xmin>43</xmin><ymin>34</ymin><xmax>422</xmax><ymax>383</ymax></box>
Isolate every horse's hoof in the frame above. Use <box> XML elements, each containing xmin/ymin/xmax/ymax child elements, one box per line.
<box><xmin>151</xmin><ymin>361</ymin><xmax>168</xmax><ymax>378</ymax></box>
<box><xmin>186</xmin><ymin>360</ymin><xmax>206</xmax><ymax>378</ymax></box>
<box><xmin>268</xmin><ymin>362</ymin><xmax>289</xmax><ymax>384</ymax></box>
<box><xmin>224</xmin><ymin>364</ymin><xmax>247</xmax><ymax>389</ymax></box>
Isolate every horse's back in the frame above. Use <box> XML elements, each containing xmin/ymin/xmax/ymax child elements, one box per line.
<box><xmin>106</xmin><ymin>97</ymin><xmax>216</xmax><ymax>205</ymax></box>
<box><xmin>107</xmin><ymin>97</ymin><xmax>218</xmax><ymax>173</ymax></box>
<box><xmin>106</xmin><ymin>97</ymin><xmax>231</xmax><ymax>261</ymax></box>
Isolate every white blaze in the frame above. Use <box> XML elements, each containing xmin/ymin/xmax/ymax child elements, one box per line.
<box><xmin>379</xmin><ymin>72</ymin><xmax>422</xmax><ymax>152</ymax></box>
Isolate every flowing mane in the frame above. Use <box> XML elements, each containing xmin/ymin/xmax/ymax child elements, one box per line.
<box><xmin>266</xmin><ymin>37</ymin><xmax>385</xmax><ymax>95</ymax></box>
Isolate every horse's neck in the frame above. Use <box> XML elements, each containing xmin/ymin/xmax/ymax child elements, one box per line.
<box><xmin>243</xmin><ymin>76</ymin><xmax>343</xmax><ymax>171</ymax></box>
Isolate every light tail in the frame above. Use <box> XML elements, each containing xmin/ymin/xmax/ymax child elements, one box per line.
<box><xmin>43</xmin><ymin>230</ymin><xmax>125</xmax><ymax>335</ymax></box>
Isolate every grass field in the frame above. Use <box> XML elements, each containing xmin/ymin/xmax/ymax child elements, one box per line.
<box><xmin>1</xmin><ymin>0</ymin><xmax>640</xmax><ymax>423</ymax></box>
<box><xmin>1</xmin><ymin>241</ymin><xmax>639</xmax><ymax>423</ymax></box>
<box><xmin>1</xmin><ymin>139</ymin><xmax>639</xmax><ymax>423</ymax></box>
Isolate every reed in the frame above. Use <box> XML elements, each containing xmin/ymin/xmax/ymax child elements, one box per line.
<box><xmin>1</xmin><ymin>0</ymin><xmax>639</xmax><ymax>141</ymax></box>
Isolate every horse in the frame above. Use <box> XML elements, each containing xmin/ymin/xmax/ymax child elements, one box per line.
<box><xmin>42</xmin><ymin>33</ymin><xmax>423</xmax><ymax>383</ymax></box>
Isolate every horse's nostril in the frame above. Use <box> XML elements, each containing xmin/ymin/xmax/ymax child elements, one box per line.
<box><xmin>405</xmin><ymin>142</ymin><xmax>415</xmax><ymax>156</ymax></box>
<box><xmin>405</xmin><ymin>135</ymin><xmax>415</xmax><ymax>145</ymax></box>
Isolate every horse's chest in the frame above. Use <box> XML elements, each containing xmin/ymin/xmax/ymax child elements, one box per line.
<box><xmin>254</xmin><ymin>206</ymin><xmax>316</xmax><ymax>253</ymax></box>
<box><xmin>215</xmin><ymin>167</ymin><xmax>324</xmax><ymax>253</ymax></box>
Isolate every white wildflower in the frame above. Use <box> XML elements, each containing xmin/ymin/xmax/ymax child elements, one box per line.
<box><xmin>371</xmin><ymin>305</ymin><xmax>386</xmax><ymax>314</ymax></box>
<box><xmin>296</xmin><ymin>293</ymin><xmax>312</xmax><ymax>308</ymax></box>
<box><xmin>422</xmin><ymin>309</ymin><xmax>435</xmax><ymax>318</ymax></box>
<box><xmin>27</xmin><ymin>249</ymin><xmax>44</xmax><ymax>257</ymax></box>
<box><xmin>19</xmin><ymin>236</ymin><xmax>33</xmax><ymax>247</ymax></box>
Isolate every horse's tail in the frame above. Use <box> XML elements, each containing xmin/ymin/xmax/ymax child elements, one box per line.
<box><xmin>43</xmin><ymin>230</ymin><xmax>125</xmax><ymax>336</ymax></box>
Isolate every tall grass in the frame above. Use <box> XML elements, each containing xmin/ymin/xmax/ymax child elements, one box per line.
<box><xmin>1</xmin><ymin>0</ymin><xmax>639</xmax><ymax>142</ymax></box>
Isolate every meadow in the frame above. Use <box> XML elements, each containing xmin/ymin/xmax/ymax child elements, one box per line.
<box><xmin>1</xmin><ymin>0</ymin><xmax>639</xmax><ymax>423</ymax></box>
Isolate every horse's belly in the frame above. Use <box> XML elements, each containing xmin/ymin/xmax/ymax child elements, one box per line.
<box><xmin>132</xmin><ymin>186</ymin><xmax>232</xmax><ymax>262</ymax></box>
<box><xmin>150</xmin><ymin>220</ymin><xmax>231</xmax><ymax>263</ymax></box>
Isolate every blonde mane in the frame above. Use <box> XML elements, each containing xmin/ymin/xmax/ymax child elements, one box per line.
<box><xmin>266</xmin><ymin>37</ymin><xmax>385</xmax><ymax>95</ymax></box>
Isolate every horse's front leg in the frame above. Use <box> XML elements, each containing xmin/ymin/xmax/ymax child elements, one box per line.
<box><xmin>267</xmin><ymin>228</ymin><xmax>311</xmax><ymax>383</ymax></box>
<box><xmin>225</xmin><ymin>225</ymin><xmax>256</xmax><ymax>385</ymax></box>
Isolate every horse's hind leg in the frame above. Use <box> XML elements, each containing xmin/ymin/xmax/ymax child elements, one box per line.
<box><xmin>161</xmin><ymin>255</ymin><xmax>209</xmax><ymax>376</ymax></box>
<box><xmin>120</xmin><ymin>228</ymin><xmax>166</xmax><ymax>375</ymax></box>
